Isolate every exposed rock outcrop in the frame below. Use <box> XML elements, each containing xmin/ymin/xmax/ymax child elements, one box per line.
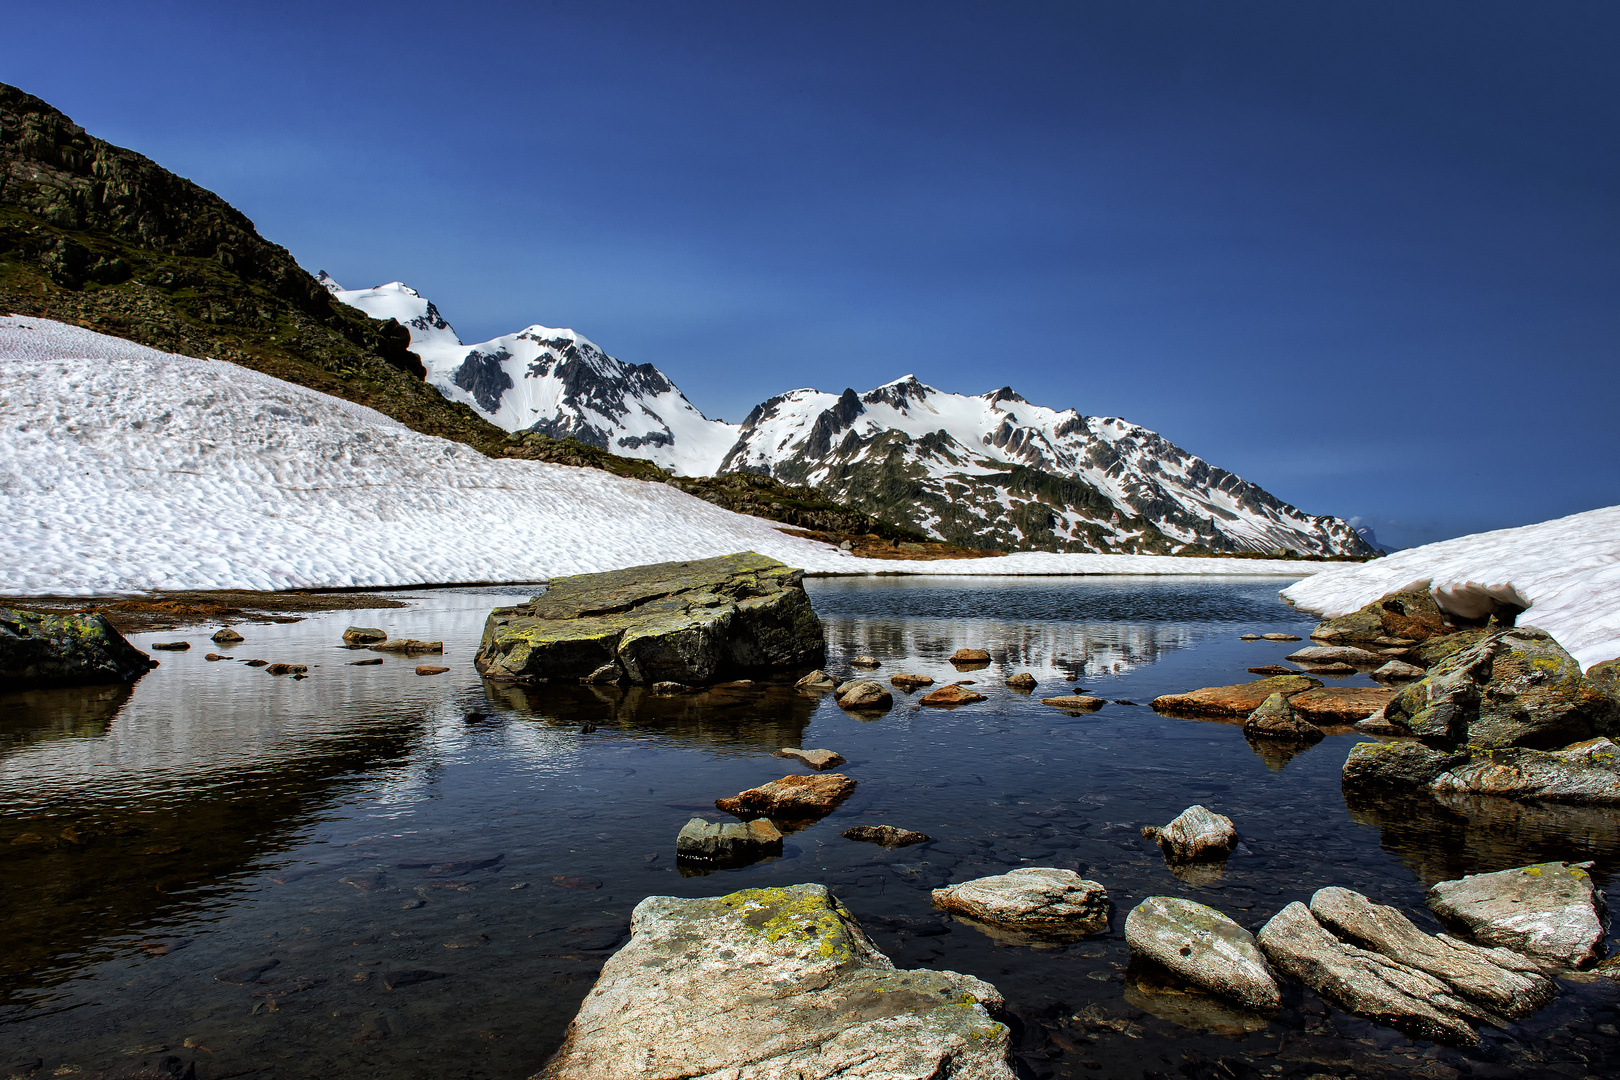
<box><xmin>1309</xmin><ymin>587</ymin><xmax>1455</xmax><ymax>644</ymax></box>
<box><xmin>537</xmin><ymin>884</ymin><xmax>1013</xmax><ymax>1079</ymax></box>
<box><xmin>1427</xmin><ymin>862</ymin><xmax>1607</xmax><ymax>969</ymax></box>
<box><xmin>476</xmin><ymin>553</ymin><xmax>825</xmax><ymax>685</ymax></box>
<box><xmin>932</xmin><ymin>868</ymin><xmax>1109</xmax><ymax>939</ymax></box>
<box><xmin>1124</xmin><ymin>896</ymin><xmax>1281</xmax><ymax>1012</ymax></box>
<box><xmin>0</xmin><ymin>607</ymin><xmax>154</xmax><ymax>688</ymax></box>
<box><xmin>1289</xmin><ymin>686</ymin><xmax>1396</xmax><ymax>725</ymax></box>
<box><xmin>1151</xmin><ymin>675</ymin><xmax>1321</xmax><ymax>718</ymax></box>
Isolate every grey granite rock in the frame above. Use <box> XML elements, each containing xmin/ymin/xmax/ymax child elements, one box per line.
<box><xmin>1427</xmin><ymin>861</ymin><xmax>1608</xmax><ymax>969</ymax></box>
<box><xmin>537</xmin><ymin>883</ymin><xmax>1013</xmax><ymax>1079</ymax></box>
<box><xmin>1145</xmin><ymin>805</ymin><xmax>1237</xmax><ymax>862</ymax></box>
<box><xmin>933</xmin><ymin>868</ymin><xmax>1109</xmax><ymax>938</ymax></box>
<box><xmin>1123</xmin><ymin>896</ymin><xmax>1281</xmax><ymax>1012</ymax></box>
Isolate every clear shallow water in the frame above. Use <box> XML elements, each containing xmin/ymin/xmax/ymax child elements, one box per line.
<box><xmin>2</xmin><ymin>577</ymin><xmax>1618</xmax><ymax>1080</ymax></box>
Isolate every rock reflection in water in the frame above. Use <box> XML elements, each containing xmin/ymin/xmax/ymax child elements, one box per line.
<box><xmin>1345</xmin><ymin>788</ymin><xmax>1620</xmax><ymax>884</ymax></box>
<box><xmin>1123</xmin><ymin>958</ymin><xmax>1272</xmax><ymax>1035</ymax></box>
<box><xmin>0</xmin><ymin>682</ymin><xmax>132</xmax><ymax>756</ymax></box>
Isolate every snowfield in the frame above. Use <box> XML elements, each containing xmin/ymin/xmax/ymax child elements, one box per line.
<box><xmin>1282</xmin><ymin>506</ymin><xmax>1620</xmax><ymax>671</ymax></box>
<box><xmin>0</xmin><ymin>316</ymin><xmax>1333</xmax><ymax>596</ymax></box>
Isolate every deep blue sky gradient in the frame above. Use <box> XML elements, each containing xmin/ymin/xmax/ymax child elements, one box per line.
<box><xmin>6</xmin><ymin>2</ymin><xmax>1617</xmax><ymax>548</ymax></box>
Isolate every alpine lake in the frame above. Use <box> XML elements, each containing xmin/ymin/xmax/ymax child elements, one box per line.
<box><xmin>3</xmin><ymin>576</ymin><xmax>1618</xmax><ymax>1080</ymax></box>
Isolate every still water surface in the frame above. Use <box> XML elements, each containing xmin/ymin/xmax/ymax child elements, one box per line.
<box><xmin>2</xmin><ymin>576</ymin><xmax>1617</xmax><ymax>1079</ymax></box>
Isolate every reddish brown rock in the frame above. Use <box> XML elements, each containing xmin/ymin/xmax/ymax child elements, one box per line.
<box><xmin>1289</xmin><ymin>686</ymin><xmax>1396</xmax><ymax>725</ymax></box>
<box><xmin>416</xmin><ymin>665</ymin><xmax>451</xmax><ymax>675</ymax></box>
<box><xmin>1041</xmin><ymin>695</ymin><xmax>1105</xmax><ymax>712</ymax></box>
<box><xmin>920</xmin><ymin>683</ymin><xmax>987</xmax><ymax>707</ymax></box>
<box><xmin>716</xmin><ymin>774</ymin><xmax>857</xmax><ymax>819</ymax></box>
<box><xmin>1151</xmin><ymin>675</ymin><xmax>1322</xmax><ymax>718</ymax></box>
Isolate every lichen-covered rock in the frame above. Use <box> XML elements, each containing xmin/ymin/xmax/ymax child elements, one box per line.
<box><xmin>675</xmin><ymin>818</ymin><xmax>783</xmax><ymax>866</ymax></box>
<box><xmin>1427</xmin><ymin>862</ymin><xmax>1607</xmax><ymax>969</ymax></box>
<box><xmin>932</xmin><ymin>868</ymin><xmax>1109</xmax><ymax>938</ymax></box>
<box><xmin>476</xmin><ymin>553</ymin><xmax>825</xmax><ymax>685</ymax></box>
<box><xmin>921</xmin><ymin>683</ymin><xmax>987</xmax><ymax>707</ymax></box>
<box><xmin>1257</xmin><ymin>902</ymin><xmax>1489</xmax><ymax>1045</ymax></box>
<box><xmin>537</xmin><ymin>884</ymin><xmax>1013</xmax><ymax>1079</ymax></box>
<box><xmin>1341</xmin><ymin>740</ymin><xmax>1469</xmax><ymax>792</ymax></box>
<box><xmin>1308</xmin><ymin>886</ymin><xmax>1553</xmax><ymax>1017</ymax></box>
<box><xmin>1243</xmin><ymin>692</ymin><xmax>1322</xmax><ymax>742</ymax></box>
<box><xmin>836</xmin><ymin>680</ymin><xmax>893</xmax><ymax>710</ymax></box>
<box><xmin>1150</xmin><ymin>675</ymin><xmax>1322</xmax><ymax>718</ymax></box>
<box><xmin>1124</xmin><ymin>896</ymin><xmax>1281</xmax><ymax>1012</ymax></box>
<box><xmin>715</xmin><ymin>773</ymin><xmax>857</xmax><ymax>820</ymax></box>
<box><xmin>1386</xmin><ymin>628</ymin><xmax>1616</xmax><ymax>750</ymax></box>
<box><xmin>1310</xmin><ymin>587</ymin><xmax>1454</xmax><ymax>644</ymax></box>
<box><xmin>0</xmin><ymin>607</ymin><xmax>154</xmax><ymax>688</ymax></box>
<box><xmin>1145</xmin><ymin>805</ymin><xmax>1237</xmax><ymax>862</ymax></box>
<box><xmin>1430</xmin><ymin>739</ymin><xmax>1620</xmax><ymax>804</ymax></box>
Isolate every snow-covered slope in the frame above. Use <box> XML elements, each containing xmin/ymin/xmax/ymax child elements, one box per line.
<box><xmin>1282</xmin><ymin>506</ymin><xmax>1620</xmax><ymax>670</ymax></box>
<box><xmin>0</xmin><ymin>316</ymin><xmax>1331</xmax><ymax>594</ymax></box>
<box><xmin>317</xmin><ymin>274</ymin><xmax>738</xmax><ymax>476</ymax></box>
<box><xmin>722</xmin><ymin>376</ymin><xmax>1371</xmax><ymax>556</ymax></box>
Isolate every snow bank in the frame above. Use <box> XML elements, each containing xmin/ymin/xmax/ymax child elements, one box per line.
<box><xmin>0</xmin><ymin>316</ymin><xmax>1327</xmax><ymax>596</ymax></box>
<box><xmin>1281</xmin><ymin>506</ymin><xmax>1620</xmax><ymax>670</ymax></box>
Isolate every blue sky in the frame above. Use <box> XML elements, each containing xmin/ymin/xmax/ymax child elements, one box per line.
<box><xmin>7</xmin><ymin>1</ymin><xmax>1617</xmax><ymax>549</ymax></box>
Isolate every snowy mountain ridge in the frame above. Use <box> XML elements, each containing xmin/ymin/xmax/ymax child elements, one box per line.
<box><xmin>322</xmin><ymin>277</ymin><xmax>1370</xmax><ymax>556</ymax></box>
<box><xmin>317</xmin><ymin>274</ymin><xmax>737</xmax><ymax>476</ymax></box>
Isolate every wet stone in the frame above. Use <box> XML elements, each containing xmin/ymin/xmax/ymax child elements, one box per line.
<box><xmin>211</xmin><ymin>628</ymin><xmax>244</xmax><ymax>643</ymax></box>
<box><xmin>842</xmin><ymin>824</ymin><xmax>931</xmax><ymax>847</ymax></box>
<box><xmin>773</xmin><ymin>747</ymin><xmax>846</xmax><ymax>770</ymax></box>
<box><xmin>920</xmin><ymin>683</ymin><xmax>987</xmax><ymax>707</ymax></box>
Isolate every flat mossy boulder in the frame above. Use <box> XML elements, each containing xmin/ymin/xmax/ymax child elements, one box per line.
<box><xmin>475</xmin><ymin>552</ymin><xmax>825</xmax><ymax>685</ymax></box>
<box><xmin>1</xmin><ymin>606</ymin><xmax>155</xmax><ymax>688</ymax></box>
<box><xmin>537</xmin><ymin>883</ymin><xmax>1013</xmax><ymax>1079</ymax></box>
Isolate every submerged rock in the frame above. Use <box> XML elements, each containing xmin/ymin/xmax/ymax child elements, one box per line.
<box><xmin>842</xmin><ymin>824</ymin><xmax>930</xmax><ymax>847</ymax></box>
<box><xmin>675</xmin><ymin>818</ymin><xmax>783</xmax><ymax>866</ymax></box>
<box><xmin>1243</xmin><ymin>692</ymin><xmax>1323</xmax><ymax>743</ymax></box>
<box><xmin>932</xmin><ymin>867</ymin><xmax>1109</xmax><ymax>938</ymax></box>
<box><xmin>0</xmin><ymin>608</ymin><xmax>155</xmax><ymax>689</ymax></box>
<box><xmin>715</xmin><ymin>773</ymin><xmax>857</xmax><ymax>820</ymax></box>
<box><xmin>835</xmin><ymin>680</ymin><xmax>892</xmax><ymax>710</ymax></box>
<box><xmin>773</xmin><ymin>747</ymin><xmax>846</xmax><ymax>770</ymax></box>
<box><xmin>1150</xmin><ymin>675</ymin><xmax>1321</xmax><ymax>718</ymax></box>
<box><xmin>1257</xmin><ymin>902</ymin><xmax>1488</xmax><ymax>1045</ymax></box>
<box><xmin>1427</xmin><ymin>861</ymin><xmax>1607</xmax><ymax>969</ymax></box>
<box><xmin>343</xmin><ymin>626</ymin><xmax>387</xmax><ymax>644</ymax></box>
<box><xmin>537</xmin><ymin>884</ymin><xmax>1013</xmax><ymax>1079</ymax></box>
<box><xmin>1144</xmin><ymin>805</ymin><xmax>1237</xmax><ymax>862</ymax></box>
<box><xmin>476</xmin><ymin>552</ymin><xmax>825</xmax><ymax>685</ymax></box>
<box><xmin>1123</xmin><ymin>896</ymin><xmax>1281</xmax><ymax>1012</ymax></box>
<box><xmin>1308</xmin><ymin>886</ymin><xmax>1553</xmax><ymax>1017</ymax></box>
<box><xmin>920</xmin><ymin>683</ymin><xmax>987</xmax><ymax>707</ymax></box>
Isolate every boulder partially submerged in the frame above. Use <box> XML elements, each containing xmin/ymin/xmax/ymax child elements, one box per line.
<box><xmin>675</xmin><ymin>818</ymin><xmax>783</xmax><ymax>867</ymax></box>
<box><xmin>537</xmin><ymin>884</ymin><xmax>1013</xmax><ymax>1079</ymax></box>
<box><xmin>932</xmin><ymin>868</ymin><xmax>1109</xmax><ymax>939</ymax></box>
<box><xmin>1144</xmin><ymin>805</ymin><xmax>1237</xmax><ymax>862</ymax></box>
<box><xmin>1124</xmin><ymin>896</ymin><xmax>1281</xmax><ymax>1012</ymax></box>
<box><xmin>1427</xmin><ymin>861</ymin><xmax>1607</xmax><ymax>969</ymax></box>
<box><xmin>715</xmin><ymin>773</ymin><xmax>856</xmax><ymax>821</ymax></box>
<box><xmin>1151</xmin><ymin>675</ymin><xmax>1321</xmax><ymax>718</ymax></box>
<box><xmin>476</xmin><ymin>553</ymin><xmax>825</xmax><ymax>685</ymax></box>
<box><xmin>0</xmin><ymin>607</ymin><xmax>154</xmax><ymax>689</ymax></box>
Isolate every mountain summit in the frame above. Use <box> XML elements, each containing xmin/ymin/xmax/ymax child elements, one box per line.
<box><xmin>327</xmin><ymin>281</ymin><xmax>1371</xmax><ymax>556</ymax></box>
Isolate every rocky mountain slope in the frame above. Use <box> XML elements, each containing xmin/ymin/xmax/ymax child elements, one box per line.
<box><xmin>320</xmin><ymin>276</ymin><xmax>737</xmax><ymax>476</ymax></box>
<box><xmin>325</xmin><ymin>278</ymin><xmax>1369</xmax><ymax>556</ymax></box>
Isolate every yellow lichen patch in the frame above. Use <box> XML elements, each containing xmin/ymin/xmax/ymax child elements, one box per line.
<box><xmin>718</xmin><ymin>886</ymin><xmax>857</xmax><ymax>963</ymax></box>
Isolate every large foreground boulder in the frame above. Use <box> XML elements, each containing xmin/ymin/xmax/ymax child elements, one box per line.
<box><xmin>0</xmin><ymin>607</ymin><xmax>154</xmax><ymax>689</ymax></box>
<box><xmin>1124</xmin><ymin>896</ymin><xmax>1281</xmax><ymax>1012</ymax></box>
<box><xmin>475</xmin><ymin>553</ymin><xmax>825</xmax><ymax>685</ymax></box>
<box><xmin>537</xmin><ymin>884</ymin><xmax>1013</xmax><ymax>1079</ymax></box>
<box><xmin>1427</xmin><ymin>862</ymin><xmax>1607</xmax><ymax>969</ymax></box>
